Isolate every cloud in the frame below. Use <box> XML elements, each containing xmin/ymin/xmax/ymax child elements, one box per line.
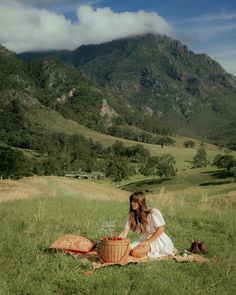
<box><xmin>16</xmin><ymin>0</ymin><xmax>103</xmax><ymax>13</ymax></box>
<box><xmin>191</xmin><ymin>12</ymin><xmax>236</xmax><ymax>22</ymax></box>
<box><xmin>15</xmin><ymin>0</ymin><xmax>99</xmax><ymax>4</ymax></box>
<box><xmin>0</xmin><ymin>0</ymin><xmax>173</xmax><ymax>53</ymax></box>
<box><xmin>174</xmin><ymin>11</ymin><xmax>236</xmax><ymax>42</ymax></box>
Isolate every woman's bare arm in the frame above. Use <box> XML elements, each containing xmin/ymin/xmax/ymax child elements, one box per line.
<box><xmin>118</xmin><ymin>228</ymin><xmax>129</xmax><ymax>239</ymax></box>
<box><xmin>146</xmin><ymin>226</ymin><xmax>164</xmax><ymax>243</ymax></box>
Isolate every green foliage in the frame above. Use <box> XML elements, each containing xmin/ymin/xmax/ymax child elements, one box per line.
<box><xmin>140</xmin><ymin>154</ymin><xmax>176</xmax><ymax>179</ymax></box>
<box><xmin>18</xmin><ymin>34</ymin><xmax>236</xmax><ymax>147</ymax></box>
<box><xmin>183</xmin><ymin>140</ymin><xmax>195</xmax><ymax>148</ymax></box>
<box><xmin>193</xmin><ymin>147</ymin><xmax>208</xmax><ymax>168</ymax></box>
<box><xmin>0</xmin><ymin>146</ymin><xmax>31</xmax><ymax>179</ymax></box>
<box><xmin>212</xmin><ymin>154</ymin><xmax>236</xmax><ymax>182</ymax></box>
<box><xmin>212</xmin><ymin>154</ymin><xmax>236</xmax><ymax>171</ymax></box>
<box><xmin>107</xmin><ymin>126</ymin><xmax>175</xmax><ymax>146</ymax></box>
<box><xmin>1</xmin><ymin>128</ymin><xmax>152</xmax><ymax>179</ymax></box>
<box><xmin>229</xmin><ymin>166</ymin><xmax>236</xmax><ymax>182</ymax></box>
<box><xmin>105</xmin><ymin>157</ymin><xmax>133</xmax><ymax>182</ymax></box>
<box><xmin>107</xmin><ymin>141</ymin><xmax>150</xmax><ymax>163</ymax></box>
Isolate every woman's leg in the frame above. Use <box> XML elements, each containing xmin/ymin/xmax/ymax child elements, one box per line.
<box><xmin>130</xmin><ymin>243</ymin><xmax>151</xmax><ymax>258</ymax></box>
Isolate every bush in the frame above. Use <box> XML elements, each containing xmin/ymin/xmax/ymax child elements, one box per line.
<box><xmin>105</xmin><ymin>158</ymin><xmax>133</xmax><ymax>182</ymax></box>
<box><xmin>0</xmin><ymin>146</ymin><xmax>31</xmax><ymax>179</ymax></box>
<box><xmin>183</xmin><ymin>140</ymin><xmax>195</xmax><ymax>148</ymax></box>
<box><xmin>192</xmin><ymin>147</ymin><xmax>207</xmax><ymax>168</ymax></box>
<box><xmin>140</xmin><ymin>154</ymin><xmax>176</xmax><ymax>179</ymax></box>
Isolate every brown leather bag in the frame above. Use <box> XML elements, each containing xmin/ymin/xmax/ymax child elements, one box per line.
<box><xmin>189</xmin><ymin>240</ymin><xmax>206</xmax><ymax>254</ymax></box>
<box><xmin>198</xmin><ymin>240</ymin><xmax>206</xmax><ymax>253</ymax></box>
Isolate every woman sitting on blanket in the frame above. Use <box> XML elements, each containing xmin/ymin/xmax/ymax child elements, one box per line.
<box><xmin>118</xmin><ymin>191</ymin><xmax>176</xmax><ymax>259</ymax></box>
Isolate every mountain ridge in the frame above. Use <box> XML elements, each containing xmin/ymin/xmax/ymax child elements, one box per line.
<box><xmin>2</xmin><ymin>33</ymin><xmax>236</xmax><ymax>148</ymax></box>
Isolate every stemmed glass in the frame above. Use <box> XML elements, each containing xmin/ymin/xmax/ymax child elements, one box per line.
<box><xmin>101</xmin><ymin>220</ymin><xmax>116</xmax><ymax>238</ymax></box>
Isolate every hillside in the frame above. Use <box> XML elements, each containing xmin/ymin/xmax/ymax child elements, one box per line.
<box><xmin>1</xmin><ymin>43</ymin><xmax>236</xmax><ymax>182</ymax></box>
<box><xmin>19</xmin><ymin>34</ymin><xmax>236</xmax><ymax>149</ymax></box>
<box><xmin>0</xmin><ymin>43</ymin><xmax>178</xmax><ymax>148</ymax></box>
<box><xmin>0</xmin><ymin>44</ymin><xmax>129</xmax><ymax>132</ymax></box>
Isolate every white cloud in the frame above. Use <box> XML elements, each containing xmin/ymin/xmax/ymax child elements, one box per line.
<box><xmin>16</xmin><ymin>0</ymin><xmax>99</xmax><ymax>4</ymax></box>
<box><xmin>174</xmin><ymin>11</ymin><xmax>236</xmax><ymax>42</ymax></box>
<box><xmin>0</xmin><ymin>0</ymin><xmax>173</xmax><ymax>53</ymax></box>
<box><xmin>191</xmin><ymin>11</ymin><xmax>236</xmax><ymax>22</ymax></box>
<box><xmin>15</xmin><ymin>0</ymin><xmax>103</xmax><ymax>13</ymax></box>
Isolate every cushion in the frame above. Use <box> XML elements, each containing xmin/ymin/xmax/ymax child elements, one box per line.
<box><xmin>49</xmin><ymin>235</ymin><xmax>93</xmax><ymax>253</ymax></box>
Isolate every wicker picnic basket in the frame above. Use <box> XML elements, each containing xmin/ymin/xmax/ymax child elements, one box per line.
<box><xmin>98</xmin><ymin>238</ymin><xmax>130</xmax><ymax>264</ymax></box>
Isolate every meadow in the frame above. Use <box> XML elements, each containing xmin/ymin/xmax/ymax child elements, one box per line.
<box><xmin>0</xmin><ymin>169</ymin><xmax>235</xmax><ymax>295</ymax></box>
<box><xmin>26</xmin><ymin>106</ymin><xmax>223</xmax><ymax>171</ymax></box>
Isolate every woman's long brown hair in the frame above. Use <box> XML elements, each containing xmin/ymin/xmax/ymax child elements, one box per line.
<box><xmin>127</xmin><ymin>191</ymin><xmax>152</xmax><ymax>233</ymax></box>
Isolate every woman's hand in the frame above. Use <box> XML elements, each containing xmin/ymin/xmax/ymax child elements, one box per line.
<box><xmin>137</xmin><ymin>240</ymin><xmax>151</xmax><ymax>248</ymax></box>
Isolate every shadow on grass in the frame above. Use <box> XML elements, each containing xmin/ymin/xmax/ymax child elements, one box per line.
<box><xmin>44</xmin><ymin>248</ymin><xmax>56</xmax><ymax>254</ymax></box>
<box><xmin>201</xmin><ymin>169</ymin><xmax>231</xmax><ymax>179</ymax></box>
<box><xmin>199</xmin><ymin>181</ymin><xmax>232</xmax><ymax>186</ymax></box>
<box><xmin>201</xmin><ymin>170</ymin><xmax>223</xmax><ymax>174</ymax></box>
<box><xmin>120</xmin><ymin>178</ymin><xmax>171</xmax><ymax>192</ymax></box>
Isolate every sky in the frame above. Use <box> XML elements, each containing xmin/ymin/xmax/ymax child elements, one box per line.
<box><xmin>0</xmin><ymin>0</ymin><xmax>235</xmax><ymax>75</ymax></box>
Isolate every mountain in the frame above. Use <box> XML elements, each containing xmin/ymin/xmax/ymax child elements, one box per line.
<box><xmin>0</xmin><ymin>44</ymin><xmax>126</xmax><ymax>134</ymax></box>
<box><xmin>0</xmin><ymin>43</ymin><xmax>176</xmax><ymax>156</ymax></box>
<box><xmin>19</xmin><ymin>34</ymin><xmax>236</xmax><ymax>148</ymax></box>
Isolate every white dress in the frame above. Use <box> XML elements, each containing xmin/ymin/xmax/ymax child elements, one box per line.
<box><xmin>124</xmin><ymin>208</ymin><xmax>175</xmax><ymax>259</ymax></box>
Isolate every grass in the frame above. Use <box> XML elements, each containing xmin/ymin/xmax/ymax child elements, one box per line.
<box><xmin>119</xmin><ymin>167</ymin><xmax>236</xmax><ymax>193</ymax></box>
<box><xmin>0</xmin><ymin>174</ymin><xmax>236</xmax><ymax>294</ymax></box>
<box><xmin>27</xmin><ymin>106</ymin><xmax>235</xmax><ymax>170</ymax></box>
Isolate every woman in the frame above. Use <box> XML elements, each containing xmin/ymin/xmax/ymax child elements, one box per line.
<box><xmin>118</xmin><ymin>191</ymin><xmax>176</xmax><ymax>259</ymax></box>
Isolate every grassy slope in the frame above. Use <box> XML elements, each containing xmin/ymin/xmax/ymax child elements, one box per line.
<box><xmin>0</xmin><ymin>174</ymin><xmax>235</xmax><ymax>294</ymax></box>
<box><xmin>118</xmin><ymin>167</ymin><xmax>236</xmax><ymax>194</ymax></box>
<box><xmin>28</xmin><ymin>106</ymin><xmax>234</xmax><ymax>171</ymax></box>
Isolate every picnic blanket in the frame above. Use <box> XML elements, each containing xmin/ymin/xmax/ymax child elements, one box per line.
<box><xmin>48</xmin><ymin>235</ymin><xmax>208</xmax><ymax>275</ymax></box>
<box><xmin>68</xmin><ymin>249</ymin><xmax>208</xmax><ymax>275</ymax></box>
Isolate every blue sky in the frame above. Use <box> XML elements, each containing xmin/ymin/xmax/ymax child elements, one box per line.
<box><xmin>0</xmin><ymin>0</ymin><xmax>235</xmax><ymax>74</ymax></box>
<box><xmin>34</xmin><ymin>0</ymin><xmax>236</xmax><ymax>75</ymax></box>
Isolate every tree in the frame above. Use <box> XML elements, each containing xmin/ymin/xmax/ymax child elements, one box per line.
<box><xmin>105</xmin><ymin>158</ymin><xmax>131</xmax><ymax>182</ymax></box>
<box><xmin>0</xmin><ymin>146</ymin><xmax>30</xmax><ymax>179</ymax></box>
<box><xmin>192</xmin><ymin>147</ymin><xmax>207</xmax><ymax>168</ymax></box>
<box><xmin>43</xmin><ymin>157</ymin><xmax>61</xmax><ymax>176</ymax></box>
<box><xmin>126</xmin><ymin>144</ymin><xmax>150</xmax><ymax>163</ymax></box>
<box><xmin>111</xmin><ymin>141</ymin><xmax>126</xmax><ymax>157</ymax></box>
<box><xmin>230</xmin><ymin>167</ymin><xmax>236</xmax><ymax>182</ymax></box>
<box><xmin>140</xmin><ymin>154</ymin><xmax>176</xmax><ymax>180</ymax></box>
<box><xmin>200</xmin><ymin>142</ymin><xmax>205</xmax><ymax>147</ymax></box>
<box><xmin>183</xmin><ymin>140</ymin><xmax>195</xmax><ymax>148</ymax></box>
<box><xmin>212</xmin><ymin>154</ymin><xmax>235</xmax><ymax>171</ymax></box>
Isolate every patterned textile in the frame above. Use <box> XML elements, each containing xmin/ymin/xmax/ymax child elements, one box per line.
<box><xmin>69</xmin><ymin>250</ymin><xmax>209</xmax><ymax>275</ymax></box>
<box><xmin>49</xmin><ymin>235</ymin><xmax>93</xmax><ymax>253</ymax></box>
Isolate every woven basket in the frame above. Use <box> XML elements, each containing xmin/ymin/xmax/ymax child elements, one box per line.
<box><xmin>98</xmin><ymin>238</ymin><xmax>130</xmax><ymax>264</ymax></box>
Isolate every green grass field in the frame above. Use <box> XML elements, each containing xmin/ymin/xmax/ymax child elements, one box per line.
<box><xmin>26</xmin><ymin>106</ymin><xmax>236</xmax><ymax>171</ymax></box>
<box><xmin>0</xmin><ymin>170</ymin><xmax>236</xmax><ymax>295</ymax></box>
<box><xmin>119</xmin><ymin>167</ymin><xmax>236</xmax><ymax>193</ymax></box>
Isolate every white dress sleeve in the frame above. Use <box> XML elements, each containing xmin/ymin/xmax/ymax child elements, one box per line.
<box><xmin>124</xmin><ymin>218</ymin><xmax>130</xmax><ymax>231</ymax></box>
<box><xmin>151</xmin><ymin>208</ymin><xmax>165</xmax><ymax>228</ymax></box>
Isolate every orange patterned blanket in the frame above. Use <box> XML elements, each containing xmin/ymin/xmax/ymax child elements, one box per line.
<box><xmin>48</xmin><ymin>235</ymin><xmax>208</xmax><ymax>275</ymax></box>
